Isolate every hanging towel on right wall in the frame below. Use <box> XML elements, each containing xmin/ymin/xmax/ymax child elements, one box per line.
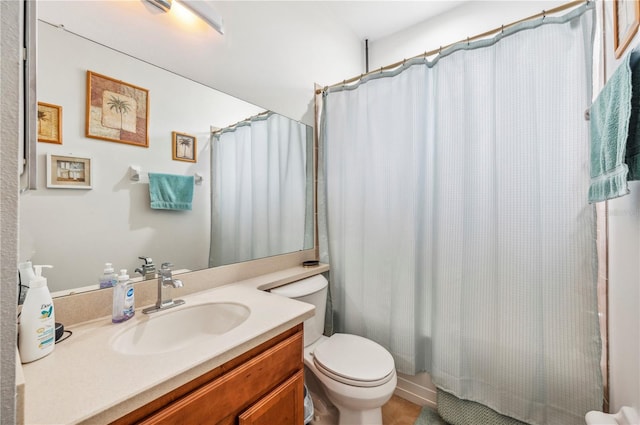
<box><xmin>589</xmin><ymin>49</ymin><xmax>640</xmax><ymax>203</ymax></box>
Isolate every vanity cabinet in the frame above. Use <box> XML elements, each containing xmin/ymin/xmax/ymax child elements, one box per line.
<box><xmin>112</xmin><ymin>324</ymin><xmax>304</xmax><ymax>425</ymax></box>
<box><xmin>238</xmin><ymin>370</ymin><xmax>304</xmax><ymax>425</ymax></box>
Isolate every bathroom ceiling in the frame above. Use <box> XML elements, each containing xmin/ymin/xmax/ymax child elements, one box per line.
<box><xmin>316</xmin><ymin>1</ymin><xmax>467</xmax><ymax>41</ymax></box>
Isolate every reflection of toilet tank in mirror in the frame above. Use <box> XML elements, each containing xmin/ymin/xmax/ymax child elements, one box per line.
<box><xmin>19</xmin><ymin>20</ymin><xmax>315</xmax><ymax>296</ymax></box>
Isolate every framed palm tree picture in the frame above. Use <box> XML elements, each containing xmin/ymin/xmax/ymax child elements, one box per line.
<box><xmin>172</xmin><ymin>131</ymin><xmax>197</xmax><ymax>163</ymax></box>
<box><xmin>85</xmin><ymin>71</ymin><xmax>149</xmax><ymax>147</ymax></box>
<box><xmin>37</xmin><ymin>102</ymin><xmax>62</xmax><ymax>144</ymax></box>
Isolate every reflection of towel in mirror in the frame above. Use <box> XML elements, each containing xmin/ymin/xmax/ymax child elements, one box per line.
<box><xmin>589</xmin><ymin>49</ymin><xmax>640</xmax><ymax>203</ymax></box>
<box><xmin>148</xmin><ymin>173</ymin><xmax>194</xmax><ymax>211</ymax></box>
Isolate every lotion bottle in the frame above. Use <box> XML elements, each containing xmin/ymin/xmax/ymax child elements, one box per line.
<box><xmin>99</xmin><ymin>263</ymin><xmax>118</xmax><ymax>289</ymax></box>
<box><xmin>112</xmin><ymin>269</ymin><xmax>135</xmax><ymax>323</ymax></box>
<box><xmin>18</xmin><ymin>265</ymin><xmax>55</xmax><ymax>363</ymax></box>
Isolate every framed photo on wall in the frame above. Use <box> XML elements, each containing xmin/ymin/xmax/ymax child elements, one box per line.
<box><xmin>172</xmin><ymin>131</ymin><xmax>197</xmax><ymax>163</ymax></box>
<box><xmin>614</xmin><ymin>0</ymin><xmax>640</xmax><ymax>59</ymax></box>
<box><xmin>86</xmin><ymin>71</ymin><xmax>149</xmax><ymax>147</ymax></box>
<box><xmin>46</xmin><ymin>154</ymin><xmax>92</xmax><ymax>189</ymax></box>
<box><xmin>37</xmin><ymin>102</ymin><xmax>62</xmax><ymax>144</ymax></box>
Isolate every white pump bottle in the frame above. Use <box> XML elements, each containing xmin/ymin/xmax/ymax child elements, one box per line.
<box><xmin>19</xmin><ymin>265</ymin><xmax>55</xmax><ymax>363</ymax></box>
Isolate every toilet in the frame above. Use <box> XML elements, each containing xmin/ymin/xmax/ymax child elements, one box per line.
<box><xmin>585</xmin><ymin>407</ymin><xmax>639</xmax><ymax>425</ymax></box>
<box><xmin>270</xmin><ymin>275</ymin><xmax>397</xmax><ymax>425</ymax></box>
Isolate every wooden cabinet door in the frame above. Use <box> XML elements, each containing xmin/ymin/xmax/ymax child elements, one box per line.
<box><xmin>138</xmin><ymin>331</ymin><xmax>303</xmax><ymax>425</ymax></box>
<box><xmin>238</xmin><ymin>369</ymin><xmax>304</xmax><ymax>425</ymax></box>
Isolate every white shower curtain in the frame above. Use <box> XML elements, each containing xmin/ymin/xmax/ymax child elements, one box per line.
<box><xmin>319</xmin><ymin>4</ymin><xmax>601</xmax><ymax>424</ymax></box>
<box><xmin>210</xmin><ymin>113</ymin><xmax>308</xmax><ymax>266</ymax></box>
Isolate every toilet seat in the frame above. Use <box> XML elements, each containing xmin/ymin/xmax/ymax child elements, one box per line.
<box><xmin>312</xmin><ymin>334</ymin><xmax>395</xmax><ymax>388</ymax></box>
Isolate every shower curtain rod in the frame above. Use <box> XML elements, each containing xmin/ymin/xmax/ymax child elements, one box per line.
<box><xmin>210</xmin><ymin>110</ymin><xmax>272</xmax><ymax>136</ymax></box>
<box><xmin>316</xmin><ymin>0</ymin><xmax>587</xmax><ymax>94</ymax></box>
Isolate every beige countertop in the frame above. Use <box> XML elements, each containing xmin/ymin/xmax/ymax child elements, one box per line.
<box><xmin>20</xmin><ymin>267</ymin><xmax>325</xmax><ymax>424</ymax></box>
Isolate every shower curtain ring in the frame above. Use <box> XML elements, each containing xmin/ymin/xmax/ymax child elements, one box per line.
<box><xmin>501</xmin><ymin>24</ymin><xmax>504</xmax><ymax>34</ymax></box>
<box><xmin>542</xmin><ymin>10</ymin><xmax>546</xmax><ymax>20</ymax></box>
<box><xmin>467</xmin><ymin>37</ymin><xmax>470</xmax><ymax>46</ymax></box>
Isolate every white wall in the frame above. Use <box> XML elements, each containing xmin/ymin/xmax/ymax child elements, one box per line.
<box><xmin>21</xmin><ymin>22</ymin><xmax>264</xmax><ymax>293</ymax></box>
<box><xmin>600</xmin><ymin>0</ymin><xmax>640</xmax><ymax>413</ymax></box>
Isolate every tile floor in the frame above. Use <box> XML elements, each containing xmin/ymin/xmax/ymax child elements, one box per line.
<box><xmin>382</xmin><ymin>395</ymin><xmax>423</xmax><ymax>425</ymax></box>
<box><xmin>310</xmin><ymin>394</ymin><xmax>423</xmax><ymax>425</ymax></box>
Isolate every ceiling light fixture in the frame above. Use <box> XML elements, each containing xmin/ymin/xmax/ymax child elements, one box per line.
<box><xmin>178</xmin><ymin>0</ymin><xmax>225</xmax><ymax>35</ymax></box>
<box><xmin>146</xmin><ymin>0</ymin><xmax>172</xmax><ymax>13</ymax></box>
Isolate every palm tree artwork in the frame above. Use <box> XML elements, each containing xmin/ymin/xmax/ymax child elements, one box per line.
<box><xmin>37</xmin><ymin>110</ymin><xmax>48</xmax><ymax>136</ymax></box>
<box><xmin>178</xmin><ymin>137</ymin><xmax>193</xmax><ymax>159</ymax></box>
<box><xmin>106</xmin><ymin>94</ymin><xmax>132</xmax><ymax>131</ymax></box>
<box><xmin>172</xmin><ymin>132</ymin><xmax>197</xmax><ymax>162</ymax></box>
<box><xmin>87</xmin><ymin>72</ymin><xmax>148</xmax><ymax>147</ymax></box>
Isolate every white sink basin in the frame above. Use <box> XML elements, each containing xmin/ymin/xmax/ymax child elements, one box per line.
<box><xmin>110</xmin><ymin>302</ymin><xmax>251</xmax><ymax>356</ymax></box>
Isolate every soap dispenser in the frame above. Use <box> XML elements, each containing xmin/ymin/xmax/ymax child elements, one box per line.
<box><xmin>112</xmin><ymin>269</ymin><xmax>135</xmax><ymax>323</ymax></box>
<box><xmin>99</xmin><ymin>263</ymin><xmax>118</xmax><ymax>289</ymax></box>
<box><xmin>18</xmin><ymin>265</ymin><xmax>55</xmax><ymax>363</ymax></box>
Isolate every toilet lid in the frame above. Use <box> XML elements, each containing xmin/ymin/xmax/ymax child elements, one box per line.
<box><xmin>313</xmin><ymin>333</ymin><xmax>395</xmax><ymax>387</ymax></box>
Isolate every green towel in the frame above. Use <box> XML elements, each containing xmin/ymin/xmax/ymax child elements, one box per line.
<box><xmin>148</xmin><ymin>172</ymin><xmax>194</xmax><ymax>211</ymax></box>
<box><xmin>589</xmin><ymin>50</ymin><xmax>640</xmax><ymax>203</ymax></box>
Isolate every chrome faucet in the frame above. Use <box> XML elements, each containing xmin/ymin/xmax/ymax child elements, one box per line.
<box><xmin>142</xmin><ymin>262</ymin><xmax>185</xmax><ymax>314</ymax></box>
<box><xmin>135</xmin><ymin>256</ymin><xmax>156</xmax><ymax>280</ymax></box>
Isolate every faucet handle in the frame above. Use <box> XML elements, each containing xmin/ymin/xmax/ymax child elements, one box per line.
<box><xmin>161</xmin><ymin>262</ymin><xmax>173</xmax><ymax>270</ymax></box>
<box><xmin>139</xmin><ymin>256</ymin><xmax>154</xmax><ymax>265</ymax></box>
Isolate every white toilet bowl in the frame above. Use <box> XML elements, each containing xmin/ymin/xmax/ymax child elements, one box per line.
<box><xmin>270</xmin><ymin>275</ymin><xmax>397</xmax><ymax>425</ymax></box>
<box><xmin>304</xmin><ymin>334</ymin><xmax>397</xmax><ymax>425</ymax></box>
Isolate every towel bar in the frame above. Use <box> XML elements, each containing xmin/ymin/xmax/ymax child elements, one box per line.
<box><xmin>128</xmin><ymin>166</ymin><xmax>203</xmax><ymax>185</ymax></box>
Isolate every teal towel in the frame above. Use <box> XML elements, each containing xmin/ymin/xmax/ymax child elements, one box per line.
<box><xmin>148</xmin><ymin>173</ymin><xmax>194</xmax><ymax>211</ymax></box>
<box><xmin>589</xmin><ymin>50</ymin><xmax>640</xmax><ymax>203</ymax></box>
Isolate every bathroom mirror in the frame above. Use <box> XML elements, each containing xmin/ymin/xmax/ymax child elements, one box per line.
<box><xmin>19</xmin><ymin>20</ymin><xmax>314</xmax><ymax>296</ymax></box>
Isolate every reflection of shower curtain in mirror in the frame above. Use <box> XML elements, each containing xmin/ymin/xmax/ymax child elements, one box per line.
<box><xmin>210</xmin><ymin>113</ymin><xmax>308</xmax><ymax>267</ymax></box>
<box><xmin>319</xmin><ymin>4</ymin><xmax>600</xmax><ymax>424</ymax></box>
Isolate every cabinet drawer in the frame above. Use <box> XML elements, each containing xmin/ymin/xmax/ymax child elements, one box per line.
<box><xmin>139</xmin><ymin>330</ymin><xmax>303</xmax><ymax>425</ymax></box>
<box><xmin>239</xmin><ymin>369</ymin><xmax>304</xmax><ymax>425</ymax></box>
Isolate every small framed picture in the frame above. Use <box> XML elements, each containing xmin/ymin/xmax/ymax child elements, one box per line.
<box><xmin>46</xmin><ymin>154</ymin><xmax>92</xmax><ymax>189</ymax></box>
<box><xmin>37</xmin><ymin>102</ymin><xmax>62</xmax><ymax>144</ymax></box>
<box><xmin>172</xmin><ymin>131</ymin><xmax>197</xmax><ymax>163</ymax></box>
<box><xmin>614</xmin><ymin>0</ymin><xmax>640</xmax><ymax>59</ymax></box>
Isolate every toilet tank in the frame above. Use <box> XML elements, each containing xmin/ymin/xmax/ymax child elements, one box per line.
<box><xmin>270</xmin><ymin>275</ymin><xmax>328</xmax><ymax>347</ymax></box>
